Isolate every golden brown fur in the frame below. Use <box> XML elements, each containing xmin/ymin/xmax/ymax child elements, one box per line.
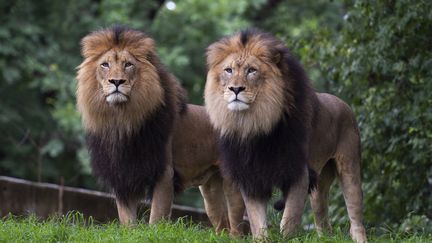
<box><xmin>76</xmin><ymin>27</ymin><xmax>244</xmax><ymax>235</ymax></box>
<box><xmin>204</xmin><ymin>30</ymin><xmax>366</xmax><ymax>242</ymax></box>
<box><xmin>77</xmin><ymin>28</ymin><xmax>175</xmax><ymax>136</ymax></box>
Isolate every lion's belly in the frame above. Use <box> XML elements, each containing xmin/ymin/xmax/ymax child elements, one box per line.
<box><xmin>308</xmin><ymin>118</ymin><xmax>338</xmax><ymax>172</ymax></box>
<box><xmin>308</xmin><ymin>93</ymin><xmax>357</xmax><ymax>173</ymax></box>
<box><xmin>172</xmin><ymin>104</ymin><xmax>220</xmax><ymax>187</ymax></box>
<box><xmin>172</xmin><ymin>138</ymin><xmax>219</xmax><ymax>187</ymax></box>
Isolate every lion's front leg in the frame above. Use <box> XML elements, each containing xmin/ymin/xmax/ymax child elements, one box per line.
<box><xmin>280</xmin><ymin>166</ymin><xmax>308</xmax><ymax>236</ymax></box>
<box><xmin>241</xmin><ymin>191</ymin><xmax>268</xmax><ymax>240</ymax></box>
<box><xmin>116</xmin><ymin>198</ymin><xmax>138</xmax><ymax>225</ymax></box>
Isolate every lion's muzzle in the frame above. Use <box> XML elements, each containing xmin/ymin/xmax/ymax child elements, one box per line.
<box><xmin>225</xmin><ymin>86</ymin><xmax>250</xmax><ymax>111</ymax></box>
<box><xmin>224</xmin><ymin>86</ymin><xmax>249</xmax><ymax>111</ymax></box>
<box><xmin>106</xmin><ymin>80</ymin><xmax>129</xmax><ymax>105</ymax></box>
<box><xmin>228</xmin><ymin>86</ymin><xmax>245</xmax><ymax>95</ymax></box>
<box><xmin>109</xmin><ymin>79</ymin><xmax>126</xmax><ymax>87</ymax></box>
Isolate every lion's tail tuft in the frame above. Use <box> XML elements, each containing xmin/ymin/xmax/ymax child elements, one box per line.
<box><xmin>273</xmin><ymin>199</ymin><xmax>285</xmax><ymax>211</ymax></box>
<box><xmin>308</xmin><ymin>167</ymin><xmax>318</xmax><ymax>193</ymax></box>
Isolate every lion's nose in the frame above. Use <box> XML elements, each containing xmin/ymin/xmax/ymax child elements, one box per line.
<box><xmin>228</xmin><ymin>86</ymin><xmax>246</xmax><ymax>95</ymax></box>
<box><xmin>109</xmin><ymin>79</ymin><xmax>126</xmax><ymax>87</ymax></box>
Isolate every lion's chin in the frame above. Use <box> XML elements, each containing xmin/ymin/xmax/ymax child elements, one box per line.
<box><xmin>227</xmin><ymin>101</ymin><xmax>249</xmax><ymax>111</ymax></box>
<box><xmin>106</xmin><ymin>92</ymin><xmax>128</xmax><ymax>105</ymax></box>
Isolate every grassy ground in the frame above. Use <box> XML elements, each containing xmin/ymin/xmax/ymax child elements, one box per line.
<box><xmin>0</xmin><ymin>213</ymin><xmax>431</xmax><ymax>242</ymax></box>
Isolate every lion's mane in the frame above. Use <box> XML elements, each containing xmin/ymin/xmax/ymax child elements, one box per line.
<box><xmin>76</xmin><ymin>26</ymin><xmax>185</xmax><ymax>203</ymax></box>
<box><xmin>205</xmin><ymin>29</ymin><xmax>317</xmax><ymax>199</ymax></box>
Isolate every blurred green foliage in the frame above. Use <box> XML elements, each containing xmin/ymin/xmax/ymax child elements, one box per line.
<box><xmin>324</xmin><ymin>0</ymin><xmax>432</xmax><ymax>231</ymax></box>
<box><xmin>0</xmin><ymin>0</ymin><xmax>430</xmax><ymax>232</ymax></box>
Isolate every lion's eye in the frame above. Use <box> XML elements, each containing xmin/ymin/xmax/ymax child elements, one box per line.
<box><xmin>247</xmin><ymin>67</ymin><xmax>257</xmax><ymax>74</ymax></box>
<box><xmin>224</xmin><ymin>68</ymin><xmax>233</xmax><ymax>74</ymax></box>
<box><xmin>125</xmin><ymin>62</ymin><xmax>133</xmax><ymax>68</ymax></box>
<box><xmin>101</xmin><ymin>62</ymin><xmax>109</xmax><ymax>68</ymax></box>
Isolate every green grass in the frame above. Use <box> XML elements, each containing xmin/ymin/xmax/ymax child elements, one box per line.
<box><xmin>0</xmin><ymin>213</ymin><xmax>431</xmax><ymax>242</ymax></box>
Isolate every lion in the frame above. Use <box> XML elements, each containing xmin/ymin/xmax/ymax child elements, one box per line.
<box><xmin>76</xmin><ymin>26</ymin><xmax>244</xmax><ymax>235</ymax></box>
<box><xmin>204</xmin><ymin>29</ymin><xmax>367</xmax><ymax>243</ymax></box>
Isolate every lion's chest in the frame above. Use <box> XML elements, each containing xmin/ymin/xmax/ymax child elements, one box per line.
<box><xmin>218</xmin><ymin>118</ymin><xmax>309</xmax><ymax>199</ymax></box>
<box><xmin>86</xmin><ymin>109</ymin><xmax>174</xmax><ymax>201</ymax></box>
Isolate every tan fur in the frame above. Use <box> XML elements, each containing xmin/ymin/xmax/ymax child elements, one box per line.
<box><xmin>76</xmin><ymin>28</ymin><xmax>243</xmax><ymax>235</ymax></box>
<box><xmin>173</xmin><ymin>104</ymin><xmax>245</xmax><ymax>235</ymax></box>
<box><xmin>204</xmin><ymin>32</ymin><xmax>366</xmax><ymax>242</ymax></box>
<box><xmin>309</xmin><ymin>93</ymin><xmax>367</xmax><ymax>243</ymax></box>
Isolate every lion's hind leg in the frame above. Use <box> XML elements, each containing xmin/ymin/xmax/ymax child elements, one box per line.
<box><xmin>280</xmin><ymin>166</ymin><xmax>309</xmax><ymax>236</ymax></box>
<box><xmin>199</xmin><ymin>173</ymin><xmax>230</xmax><ymax>233</ymax></box>
<box><xmin>223</xmin><ymin>178</ymin><xmax>246</xmax><ymax>236</ymax></box>
<box><xmin>335</xmin><ymin>139</ymin><xmax>367</xmax><ymax>243</ymax></box>
<box><xmin>310</xmin><ymin>160</ymin><xmax>336</xmax><ymax>234</ymax></box>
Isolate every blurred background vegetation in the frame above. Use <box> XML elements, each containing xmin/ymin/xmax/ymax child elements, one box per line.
<box><xmin>0</xmin><ymin>0</ymin><xmax>431</xmax><ymax>233</ymax></box>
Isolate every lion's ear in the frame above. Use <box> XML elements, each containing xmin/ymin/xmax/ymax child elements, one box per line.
<box><xmin>271</xmin><ymin>43</ymin><xmax>287</xmax><ymax>64</ymax></box>
<box><xmin>138</xmin><ymin>37</ymin><xmax>155</xmax><ymax>51</ymax></box>
<box><xmin>206</xmin><ymin>43</ymin><xmax>221</xmax><ymax>69</ymax></box>
<box><xmin>273</xmin><ymin>52</ymin><xmax>281</xmax><ymax>64</ymax></box>
<box><xmin>80</xmin><ymin>31</ymin><xmax>112</xmax><ymax>59</ymax></box>
<box><xmin>132</xmin><ymin>37</ymin><xmax>156</xmax><ymax>62</ymax></box>
<box><xmin>80</xmin><ymin>35</ymin><xmax>98</xmax><ymax>58</ymax></box>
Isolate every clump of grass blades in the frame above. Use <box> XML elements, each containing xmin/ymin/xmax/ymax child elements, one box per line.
<box><xmin>1</xmin><ymin>212</ymin><xmax>431</xmax><ymax>242</ymax></box>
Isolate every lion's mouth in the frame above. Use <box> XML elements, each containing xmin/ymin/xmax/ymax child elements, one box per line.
<box><xmin>106</xmin><ymin>91</ymin><xmax>128</xmax><ymax>104</ymax></box>
<box><xmin>228</xmin><ymin>100</ymin><xmax>249</xmax><ymax>111</ymax></box>
<box><xmin>110</xmin><ymin>90</ymin><xmax>124</xmax><ymax>95</ymax></box>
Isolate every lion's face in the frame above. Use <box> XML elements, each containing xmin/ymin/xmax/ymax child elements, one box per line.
<box><xmin>77</xmin><ymin>27</ymin><xmax>165</xmax><ymax>134</ymax></box>
<box><xmin>218</xmin><ymin>54</ymin><xmax>260</xmax><ymax>111</ymax></box>
<box><xmin>205</xmin><ymin>31</ymin><xmax>289</xmax><ymax>139</ymax></box>
<box><xmin>97</xmin><ymin>49</ymin><xmax>138</xmax><ymax>105</ymax></box>
<box><xmin>213</xmin><ymin>53</ymin><xmax>283</xmax><ymax>112</ymax></box>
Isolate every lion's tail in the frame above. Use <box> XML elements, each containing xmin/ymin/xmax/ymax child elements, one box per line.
<box><xmin>273</xmin><ymin>198</ymin><xmax>286</xmax><ymax>211</ymax></box>
<box><xmin>173</xmin><ymin>169</ymin><xmax>184</xmax><ymax>194</ymax></box>
<box><xmin>308</xmin><ymin>167</ymin><xmax>318</xmax><ymax>193</ymax></box>
<box><xmin>273</xmin><ymin>167</ymin><xmax>317</xmax><ymax>212</ymax></box>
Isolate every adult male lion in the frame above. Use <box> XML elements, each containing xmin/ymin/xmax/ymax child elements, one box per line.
<box><xmin>76</xmin><ymin>26</ymin><xmax>244</xmax><ymax>235</ymax></box>
<box><xmin>204</xmin><ymin>29</ymin><xmax>367</xmax><ymax>242</ymax></box>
